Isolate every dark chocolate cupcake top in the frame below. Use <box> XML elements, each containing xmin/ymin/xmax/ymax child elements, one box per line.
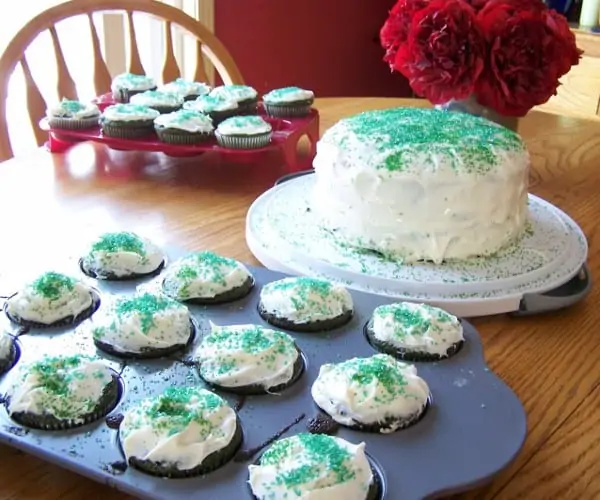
<box><xmin>5</xmin><ymin>272</ymin><xmax>94</xmax><ymax>325</ymax></box>
<box><xmin>7</xmin><ymin>354</ymin><xmax>114</xmax><ymax>423</ymax></box>
<box><xmin>311</xmin><ymin>354</ymin><xmax>429</xmax><ymax>432</ymax></box>
<box><xmin>46</xmin><ymin>98</ymin><xmax>100</xmax><ymax>119</ymax></box>
<box><xmin>263</xmin><ymin>86</ymin><xmax>314</xmax><ymax>104</ymax></box>
<box><xmin>101</xmin><ymin>104</ymin><xmax>160</xmax><ymax>122</ymax></box>
<box><xmin>194</xmin><ymin>323</ymin><xmax>299</xmax><ymax>389</ymax></box>
<box><xmin>216</xmin><ymin>116</ymin><xmax>272</xmax><ymax>136</ymax></box>
<box><xmin>92</xmin><ymin>293</ymin><xmax>191</xmax><ymax>355</ymax></box>
<box><xmin>210</xmin><ymin>84</ymin><xmax>257</xmax><ymax>102</ymax></box>
<box><xmin>248</xmin><ymin>433</ymin><xmax>374</xmax><ymax>499</ymax></box>
<box><xmin>119</xmin><ymin>387</ymin><xmax>237</xmax><ymax>471</ymax></box>
<box><xmin>370</xmin><ymin>302</ymin><xmax>464</xmax><ymax>357</ymax></box>
<box><xmin>154</xmin><ymin>110</ymin><xmax>214</xmax><ymax>133</ymax></box>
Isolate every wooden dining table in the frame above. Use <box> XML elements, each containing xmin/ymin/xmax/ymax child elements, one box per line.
<box><xmin>0</xmin><ymin>97</ymin><xmax>598</xmax><ymax>500</ymax></box>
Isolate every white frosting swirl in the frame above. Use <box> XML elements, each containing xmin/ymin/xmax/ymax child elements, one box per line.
<box><xmin>111</xmin><ymin>73</ymin><xmax>156</xmax><ymax>92</ymax></box>
<box><xmin>249</xmin><ymin>433</ymin><xmax>374</xmax><ymax>500</ymax></box>
<box><xmin>162</xmin><ymin>251</ymin><xmax>252</xmax><ymax>301</ymax></box>
<box><xmin>194</xmin><ymin>323</ymin><xmax>299</xmax><ymax>389</ymax></box>
<box><xmin>159</xmin><ymin>78</ymin><xmax>211</xmax><ymax>98</ymax></box>
<box><xmin>129</xmin><ymin>90</ymin><xmax>184</xmax><ymax>108</ymax></box>
<box><xmin>183</xmin><ymin>95</ymin><xmax>238</xmax><ymax>113</ymax></box>
<box><xmin>102</xmin><ymin>104</ymin><xmax>160</xmax><ymax>122</ymax></box>
<box><xmin>370</xmin><ymin>302</ymin><xmax>464</xmax><ymax>357</ymax></box>
<box><xmin>81</xmin><ymin>231</ymin><xmax>164</xmax><ymax>278</ymax></box>
<box><xmin>6</xmin><ymin>272</ymin><xmax>93</xmax><ymax>324</ymax></box>
<box><xmin>7</xmin><ymin>355</ymin><xmax>114</xmax><ymax>422</ymax></box>
<box><xmin>120</xmin><ymin>387</ymin><xmax>238</xmax><ymax>471</ymax></box>
<box><xmin>92</xmin><ymin>293</ymin><xmax>192</xmax><ymax>354</ymax></box>
<box><xmin>311</xmin><ymin>354</ymin><xmax>430</xmax><ymax>433</ymax></box>
<box><xmin>263</xmin><ymin>86</ymin><xmax>314</xmax><ymax>104</ymax></box>
<box><xmin>210</xmin><ymin>84</ymin><xmax>257</xmax><ymax>102</ymax></box>
<box><xmin>47</xmin><ymin>99</ymin><xmax>100</xmax><ymax>119</ymax></box>
<box><xmin>216</xmin><ymin>116</ymin><xmax>272</xmax><ymax>136</ymax></box>
<box><xmin>154</xmin><ymin>110</ymin><xmax>214</xmax><ymax>133</ymax></box>
<box><xmin>259</xmin><ymin>277</ymin><xmax>353</xmax><ymax>324</ymax></box>
<box><xmin>0</xmin><ymin>331</ymin><xmax>14</xmax><ymax>362</ymax></box>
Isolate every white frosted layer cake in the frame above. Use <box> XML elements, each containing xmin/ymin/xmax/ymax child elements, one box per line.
<box><xmin>312</xmin><ymin>107</ymin><xmax>530</xmax><ymax>263</ymax></box>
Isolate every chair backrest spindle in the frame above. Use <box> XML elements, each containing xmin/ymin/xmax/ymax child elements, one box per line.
<box><xmin>20</xmin><ymin>56</ymin><xmax>47</xmax><ymax>146</ymax></box>
<box><xmin>126</xmin><ymin>11</ymin><xmax>145</xmax><ymax>75</ymax></box>
<box><xmin>162</xmin><ymin>21</ymin><xmax>181</xmax><ymax>83</ymax></box>
<box><xmin>87</xmin><ymin>14</ymin><xmax>112</xmax><ymax>95</ymax></box>
<box><xmin>49</xmin><ymin>25</ymin><xmax>78</xmax><ymax>101</ymax></box>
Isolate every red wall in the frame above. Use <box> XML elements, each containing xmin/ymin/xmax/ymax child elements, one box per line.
<box><xmin>214</xmin><ymin>0</ymin><xmax>412</xmax><ymax>98</ymax></box>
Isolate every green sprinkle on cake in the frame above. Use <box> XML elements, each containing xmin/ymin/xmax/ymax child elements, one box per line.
<box><xmin>114</xmin><ymin>293</ymin><xmax>180</xmax><ymax>335</ymax></box>
<box><xmin>91</xmin><ymin>232</ymin><xmax>146</xmax><ymax>256</ymax></box>
<box><xmin>32</xmin><ymin>272</ymin><xmax>76</xmax><ymax>300</ymax></box>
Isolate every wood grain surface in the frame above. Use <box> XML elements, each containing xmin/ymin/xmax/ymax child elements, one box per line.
<box><xmin>0</xmin><ymin>98</ymin><xmax>599</xmax><ymax>499</ymax></box>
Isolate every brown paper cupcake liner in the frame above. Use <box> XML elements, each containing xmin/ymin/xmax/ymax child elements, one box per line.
<box><xmin>101</xmin><ymin>122</ymin><xmax>155</xmax><ymax>139</ymax></box>
<box><xmin>112</xmin><ymin>87</ymin><xmax>157</xmax><ymax>104</ymax></box>
<box><xmin>79</xmin><ymin>257</ymin><xmax>165</xmax><ymax>281</ymax></box>
<box><xmin>215</xmin><ymin>131</ymin><xmax>272</xmax><ymax>150</ymax></box>
<box><xmin>263</xmin><ymin>100</ymin><xmax>314</xmax><ymax>118</ymax></box>
<box><xmin>48</xmin><ymin>116</ymin><xmax>100</xmax><ymax>130</ymax></box>
<box><xmin>155</xmin><ymin>128</ymin><xmax>213</xmax><ymax>145</ymax></box>
<box><xmin>169</xmin><ymin>275</ymin><xmax>255</xmax><ymax>305</ymax></box>
<box><xmin>258</xmin><ymin>304</ymin><xmax>353</xmax><ymax>333</ymax></box>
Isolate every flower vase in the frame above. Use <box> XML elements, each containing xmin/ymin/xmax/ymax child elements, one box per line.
<box><xmin>435</xmin><ymin>94</ymin><xmax>520</xmax><ymax>133</ymax></box>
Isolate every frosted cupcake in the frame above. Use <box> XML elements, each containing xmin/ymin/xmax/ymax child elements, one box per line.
<box><xmin>0</xmin><ymin>329</ymin><xmax>17</xmax><ymax>375</ymax></box>
<box><xmin>5</xmin><ymin>272</ymin><xmax>99</xmax><ymax>328</ymax></box>
<box><xmin>6</xmin><ymin>354</ymin><xmax>119</xmax><ymax>430</ymax></box>
<box><xmin>111</xmin><ymin>73</ymin><xmax>157</xmax><ymax>103</ymax></box>
<box><xmin>194</xmin><ymin>323</ymin><xmax>303</xmax><ymax>394</ymax></box>
<box><xmin>215</xmin><ymin>116</ymin><xmax>272</xmax><ymax>150</ymax></box>
<box><xmin>263</xmin><ymin>86</ymin><xmax>315</xmax><ymax>117</ymax></box>
<box><xmin>210</xmin><ymin>84</ymin><xmax>258</xmax><ymax>113</ymax></box>
<box><xmin>100</xmin><ymin>104</ymin><xmax>160</xmax><ymax>139</ymax></box>
<box><xmin>183</xmin><ymin>94</ymin><xmax>239</xmax><ymax>124</ymax></box>
<box><xmin>311</xmin><ymin>354</ymin><xmax>430</xmax><ymax>433</ymax></box>
<box><xmin>159</xmin><ymin>78</ymin><xmax>211</xmax><ymax>101</ymax></box>
<box><xmin>249</xmin><ymin>433</ymin><xmax>380</xmax><ymax>500</ymax></box>
<box><xmin>120</xmin><ymin>387</ymin><xmax>241</xmax><ymax>478</ymax></box>
<box><xmin>162</xmin><ymin>251</ymin><xmax>254</xmax><ymax>304</ymax></box>
<box><xmin>46</xmin><ymin>98</ymin><xmax>100</xmax><ymax>130</ymax></box>
<box><xmin>258</xmin><ymin>277</ymin><xmax>354</xmax><ymax>332</ymax></box>
<box><xmin>366</xmin><ymin>302</ymin><xmax>465</xmax><ymax>361</ymax></box>
<box><xmin>129</xmin><ymin>90</ymin><xmax>184</xmax><ymax>114</ymax></box>
<box><xmin>80</xmin><ymin>231</ymin><xmax>165</xmax><ymax>280</ymax></box>
<box><xmin>154</xmin><ymin>109</ymin><xmax>214</xmax><ymax>145</ymax></box>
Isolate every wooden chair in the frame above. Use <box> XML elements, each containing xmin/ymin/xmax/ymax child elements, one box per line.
<box><xmin>0</xmin><ymin>0</ymin><xmax>244</xmax><ymax>161</ymax></box>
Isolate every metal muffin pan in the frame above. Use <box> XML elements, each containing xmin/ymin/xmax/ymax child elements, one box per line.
<box><xmin>0</xmin><ymin>246</ymin><xmax>527</xmax><ymax>500</ymax></box>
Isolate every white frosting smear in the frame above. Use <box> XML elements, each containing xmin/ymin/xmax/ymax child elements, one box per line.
<box><xmin>47</xmin><ymin>99</ymin><xmax>99</xmax><ymax>119</ymax></box>
<box><xmin>263</xmin><ymin>86</ymin><xmax>314</xmax><ymax>104</ymax></box>
<box><xmin>216</xmin><ymin>116</ymin><xmax>272</xmax><ymax>136</ymax></box>
<box><xmin>111</xmin><ymin>73</ymin><xmax>156</xmax><ymax>92</ymax></box>
<box><xmin>311</xmin><ymin>354</ymin><xmax>430</xmax><ymax>433</ymax></box>
<box><xmin>154</xmin><ymin>110</ymin><xmax>214</xmax><ymax>133</ymax></box>
<box><xmin>102</xmin><ymin>104</ymin><xmax>160</xmax><ymax>122</ymax></box>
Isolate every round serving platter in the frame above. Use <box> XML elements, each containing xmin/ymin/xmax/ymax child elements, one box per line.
<box><xmin>246</xmin><ymin>173</ymin><xmax>591</xmax><ymax>317</ymax></box>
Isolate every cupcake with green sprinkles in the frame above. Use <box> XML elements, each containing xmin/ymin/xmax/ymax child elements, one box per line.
<box><xmin>258</xmin><ymin>277</ymin><xmax>354</xmax><ymax>332</ymax></box>
<box><xmin>111</xmin><ymin>72</ymin><xmax>157</xmax><ymax>103</ymax></box>
<box><xmin>262</xmin><ymin>86</ymin><xmax>315</xmax><ymax>117</ymax></box>
<box><xmin>154</xmin><ymin>109</ymin><xmax>214</xmax><ymax>145</ymax></box>
<box><xmin>80</xmin><ymin>231</ymin><xmax>165</xmax><ymax>280</ymax></box>
<box><xmin>210</xmin><ymin>84</ymin><xmax>258</xmax><ymax>113</ymax></box>
<box><xmin>92</xmin><ymin>292</ymin><xmax>194</xmax><ymax>359</ymax></box>
<box><xmin>0</xmin><ymin>329</ymin><xmax>18</xmax><ymax>375</ymax></box>
<box><xmin>6</xmin><ymin>354</ymin><xmax>120</xmax><ymax>430</ymax></box>
<box><xmin>4</xmin><ymin>271</ymin><xmax>99</xmax><ymax>328</ymax></box>
<box><xmin>311</xmin><ymin>354</ymin><xmax>430</xmax><ymax>433</ymax></box>
<box><xmin>215</xmin><ymin>115</ymin><xmax>272</xmax><ymax>150</ymax></box>
<box><xmin>182</xmin><ymin>94</ymin><xmax>239</xmax><ymax>124</ymax></box>
<box><xmin>129</xmin><ymin>90</ymin><xmax>184</xmax><ymax>114</ymax></box>
<box><xmin>162</xmin><ymin>251</ymin><xmax>254</xmax><ymax>305</ymax></box>
<box><xmin>194</xmin><ymin>322</ymin><xmax>304</xmax><ymax>395</ymax></box>
<box><xmin>119</xmin><ymin>386</ymin><xmax>242</xmax><ymax>478</ymax></box>
<box><xmin>366</xmin><ymin>302</ymin><xmax>465</xmax><ymax>362</ymax></box>
<box><xmin>100</xmin><ymin>104</ymin><xmax>160</xmax><ymax>139</ymax></box>
<box><xmin>158</xmin><ymin>78</ymin><xmax>211</xmax><ymax>101</ymax></box>
<box><xmin>248</xmin><ymin>433</ymin><xmax>380</xmax><ymax>500</ymax></box>
<box><xmin>46</xmin><ymin>98</ymin><xmax>100</xmax><ymax>130</ymax></box>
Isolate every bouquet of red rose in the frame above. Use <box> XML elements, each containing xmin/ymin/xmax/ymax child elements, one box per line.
<box><xmin>380</xmin><ymin>0</ymin><xmax>582</xmax><ymax>116</ymax></box>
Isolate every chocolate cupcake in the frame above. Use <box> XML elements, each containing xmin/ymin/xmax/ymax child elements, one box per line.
<box><xmin>258</xmin><ymin>277</ymin><xmax>353</xmax><ymax>332</ymax></box>
<box><xmin>215</xmin><ymin>116</ymin><xmax>272</xmax><ymax>150</ymax></box>
<box><xmin>6</xmin><ymin>354</ymin><xmax>119</xmax><ymax>430</ymax></box>
<box><xmin>194</xmin><ymin>323</ymin><xmax>303</xmax><ymax>395</ymax></box>
<box><xmin>119</xmin><ymin>387</ymin><xmax>242</xmax><ymax>478</ymax></box>
<box><xmin>366</xmin><ymin>302</ymin><xmax>465</xmax><ymax>361</ymax></box>
<box><xmin>162</xmin><ymin>251</ymin><xmax>254</xmax><ymax>304</ymax></box>
<box><xmin>182</xmin><ymin>94</ymin><xmax>239</xmax><ymax>125</ymax></box>
<box><xmin>80</xmin><ymin>231</ymin><xmax>165</xmax><ymax>280</ymax></box>
<box><xmin>311</xmin><ymin>354</ymin><xmax>430</xmax><ymax>433</ymax></box>
<box><xmin>249</xmin><ymin>433</ymin><xmax>380</xmax><ymax>500</ymax></box>
<box><xmin>262</xmin><ymin>86</ymin><xmax>315</xmax><ymax>117</ymax></box>
<box><xmin>4</xmin><ymin>271</ymin><xmax>99</xmax><ymax>328</ymax></box>
<box><xmin>210</xmin><ymin>84</ymin><xmax>258</xmax><ymax>113</ymax></box>
<box><xmin>129</xmin><ymin>90</ymin><xmax>184</xmax><ymax>114</ymax></box>
<box><xmin>92</xmin><ymin>292</ymin><xmax>194</xmax><ymax>359</ymax></box>
<box><xmin>46</xmin><ymin>98</ymin><xmax>100</xmax><ymax>130</ymax></box>
<box><xmin>100</xmin><ymin>104</ymin><xmax>160</xmax><ymax>139</ymax></box>
<box><xmin>111</xmin><ymin>73</ymin><xmax>157</xmax><ymax>103</ymax></box>
<box><xmin>154</xmin><ymin>109</ymin><xmax>214</xmax><ymax>145</ymax></box>
<box><xmin>158</xmin><ymin>78</ymin><xmax>211</xmax><ymax>101</ymax></box>
<box><xmin>0</xmin><ymin>329</ymin><xmax>17</xmax><ymax>375</ymax></box>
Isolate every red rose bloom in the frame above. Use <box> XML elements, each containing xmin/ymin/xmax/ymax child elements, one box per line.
<box><xmin>394</xmin><ymin>0</ymin><xmax>486</xmax><ymax>104</ymax></box>
<box><xmin>380</xmin><ymin>0</ymin><xmax>430</xmax><ymax>66</ymax></box>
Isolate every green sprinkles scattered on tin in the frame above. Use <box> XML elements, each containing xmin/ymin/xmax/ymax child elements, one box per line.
<box><xmin>31</xmin><ymin>272</ymin><xmax>76</xmax><ymax>300</ymax></box>
<box><xmin>91</xmin><ymin>232</ymin><xmax>146</xmax><ymax>256</ymax></box>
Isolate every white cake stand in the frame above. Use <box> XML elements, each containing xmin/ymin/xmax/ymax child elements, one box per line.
<box><xmin>245</xmin><ymin>173</ymin><xmax>591</xmax><ymax>317</ymax></box>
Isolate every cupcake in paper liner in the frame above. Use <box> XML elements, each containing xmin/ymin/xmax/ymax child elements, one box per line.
<box><xmin>215</xmin><ymin>116</ymin><xmax>272</xmax><ymax>150</ymax></box>
<box><xmin>46</xmin><ymin>98</ymin><xmax>100</xmax><ymax>130</ymax></box>
<box><xmin>210</xmin><ymin>84</ymin><xmax>258</xmax><ymax>114</ymax></box>
<box><xmin>4</xmin><ymin>271</ymin><xmax>100</xmax><ymax>328</ymax></box>
<box><xmin>263</xmin><ymin>86</ymin><xmax>315</xmax><ymax>117</ymax></box>
<box><xmin>158</xmin><ymin>78</ymin><xmax>211</xmax><ymax>101</ymax></box>
<box><xmin>129</xmin><ymin>90</ymin><xmax>184</xmax><ymax>114</ymax></box>
<box><xmin>6</xmin><ymin>354</ymin><xmax>120</xmax><ymax>430</ymax></box>
<box><xmin>100</xmin><ymin>104</ymin><xmax>160</xmax><ymax>139</ymax></box>
<box><xmin>111</xmin><ymin>73</ymin><xmax>157</xmax><ymax>103</ymax></box>
<box><xmin>183</xmin><ymin>94</ymin><xmax>239</xmax><ymax>124</ymax></box>
<box><xmin>0</xmin><ymin>329</ymin><xmax>17</xmax><ymax>375</ymax></box>
<box><xmin>154</xmin><ymin>109</ymin><xmax>214</xmax><ymax>145</ymax></box>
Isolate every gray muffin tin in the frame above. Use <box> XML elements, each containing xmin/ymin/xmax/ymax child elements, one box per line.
<box><xmin>0</xmin><ymin>246</ymin><xmax>527</xmax><ymax>500</ymax></box>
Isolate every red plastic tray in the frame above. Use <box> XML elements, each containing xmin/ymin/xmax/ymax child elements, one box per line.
<box><xmin>42</xmin><ymin>94</ymin><xmax>320</xmax><ymax>173</ymax></box>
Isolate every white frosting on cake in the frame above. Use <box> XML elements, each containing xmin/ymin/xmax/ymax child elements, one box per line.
<box><xmin>263</xmin><ymin>86</ymin><xmax>314</xmax><ymax>104</ymax></box>
<box><xmin>183</xmin><ymin>94</ymin><xmax>238</xmax><ymax>113</ymax></box>
<box><xmin>47</xmin><ymin>99</ymin><xmax>99</xmax><ymax>119</ymax></box>
<box><xmin>216</xmin><ymin>116</ymin><xmax>272</xmax><ymax>136</ymax></box>
<box><xmin>81</xmin><ymin>231</ymin><xmax>164</xmax><ymax>278</ymax></box>
<box><xmin>259</xmin><ymin>277</ymin><xmax>353</xmax><ymax>324</ymax></box>
<box><xmin>92</xmin><ymin>293</ymin><xmax>192</xmax><ymax>354</ymax></box>
<box><xmin>370</xmin><ymin>302</ymin><xmax>464</xmax><ymax>357</ymax></box>
<box><xmin>249</xmin><ymin>433</ymin><xmax>374</xmax><ymax>500</ymax></box>
<box><xmin>0</xmin><ymin>331</ymin><xmax>14</xmax><ymax>361</ymax></box>
<box><xmin>162</xmin><ymin>251</ymin><xmax>252</xmax><ymax>300</ymax></box>
<box><xmin>102</xmin><ymin>104</ymin><xmax>160</xmax><ymax>122</ymax></box>
<box><xmin>311</xmin><ymin>354</ymin><xmax>429</xmax><ymax>433</ymax></box>
<box><xmin>210</xmin><ymin>84</ymin><xmax>257</xmax><ymax>102</ymax></box>
<box><xmin>6</xmin><ymin>272</ymin><xmax>93</xmax><ymax>324</ymax></box>
<box><xmin>111</xmin><ymin>73</ymin><xmax>156</xmax><ymax>92</ymax></box>
<box><xmin>195</xmin><ymin>323</ymin><xmax>299</xmax><ymax>389</ymax></box>
<box><xmin>129</xmin><ymin>90</ymin><xmax>184</xmax><ymax>108</ymax></box>
<box><xmin>120</xmin><ymin>387</ymin><xmax>238</xmax><ymax>471</ymax></box>
<box><xmin>7</xmin><ymin>355</ymin><xmax>114</xmax><ymax>422</ymax></box>
<box><xmin>312</xmin><ymin>107</ymin><xmax>530</xmax><ymax>263</ymax></box>
<box><xmin>154</xmin><ymin>110</ymin><xmax>214</xmax><ymax>133</ymax></box>
<box><xmin>159</xmin><ymin>78</ymin><xmax>211</xmax><ymax>98</ymax></box>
